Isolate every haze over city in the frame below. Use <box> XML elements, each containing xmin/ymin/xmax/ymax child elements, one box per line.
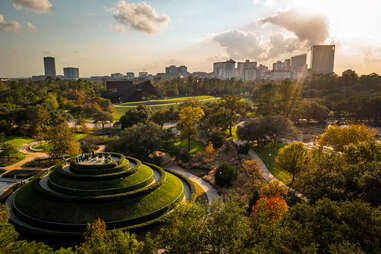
<box><xmin>1</xmin><ymin>0</ymin><xmax>381</xmax><ymax>78</ymax></box>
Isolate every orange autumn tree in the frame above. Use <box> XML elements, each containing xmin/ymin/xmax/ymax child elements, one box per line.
<box><xmin>204</xmin><ymin>141</ymin><xmax>215</xmax><ymax>161</ymax></box>
<box><xmin>251</xmin><ymin>181</ymin><xmax>289</xmax><ymax>221</ymax></box>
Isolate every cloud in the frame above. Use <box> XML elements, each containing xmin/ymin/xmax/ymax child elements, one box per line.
<box><xmin>259</xmin><ymin>9</ymin><xmax>329</xmax><ymax>45</ymax></box>
<box><xmin>12</xmin><ymin>0</ymin><xmax>52</xmax><ymax>14</ymax></box>
<box><xmin>26</xmin><ymin>21</ymin><xmax>36</xmax><ymax>32</ymax></box>
<box><xmin>0</xmin><ymin>14</ymin><xmax>21</xmax><ymax>32</ymax></box>
<box><xmin>113</xmin><ymin>1</ymin><xmax>170</xmax><ymax>34</ymax></box>
<box><xmin>212</xmin><ymin>30</ymin><xmax>266</xmax><ymax>60</ymax></box>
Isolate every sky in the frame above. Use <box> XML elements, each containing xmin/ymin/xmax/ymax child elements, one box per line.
<box><xmin>0</xmin><ymin>0</ymin><xmax>381</xmax><ymax>78</ymax></box>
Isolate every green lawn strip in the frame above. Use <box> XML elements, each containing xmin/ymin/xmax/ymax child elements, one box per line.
<box><xmin>0</xmin><ymin>136</ymin><xmax>34</xmax><ymax>147</ymax></box>
<box><xmin>31</xmin><ymin>142</ymin><xmax>53</xmax><ymax>152</ymax></box>
<box><xmin>15</xmin><ymin>172</ymin><xmax>183</xmax><ymax>224</ymax></box>
<box><xmin>0</xmin><ymin>152</ymin><xmax>26</xmax><ymax>167</ymax></box>
<box><xmin>252</xmin><ymin>143</ymin><xmax>293</xmax><ymax>185</ymax></box>
<box><xmin>74</xmin><ymin>133</ymin><xmax>88</xmax><ymax>141</ymax></box>
<box><xmin>49</xmin><ymin>164</ymin><xmax>153</xmax><ymax>190</ymax></box>
<box><xmin>175</xmin><ymin>139</ymin><xmax>205</xmax><ymax>154</ymax></box>
<box><xmin>121</xmin><ymin>96</ymin><xmax>215</xmax><ymax>106</ymax></box>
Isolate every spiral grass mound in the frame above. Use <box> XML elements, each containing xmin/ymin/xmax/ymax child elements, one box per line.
<box><xmin>9</xmin><ymin>153</ymin><xmax>190</xmax><ymax>237</ymax></box>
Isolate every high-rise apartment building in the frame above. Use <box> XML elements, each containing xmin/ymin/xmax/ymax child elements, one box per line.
<box><xmin>291</xmin><ymin>54</ymin><xmax>307</xmax><ymax>72</ymax></box>
<box><xmin>63</xmin><ymin>67</ymin><xmax>79</xmax><ymax>80</ymax></box>
<box><xmin>311</xmin><ymin>45</ymin><xmax>335</xmax><ymax>74</ymax></box>
<box><xmin>126</xmin><ymin>72</ymin><xmax>135</xmax><ymax>80</ymax></box>
<box><xmin>213</xmin><ymin>59</ymin><xmax>235</xmax><ymax>80</ymax></box>
<box><xmin>237</xmin><ymin>60</ymin><xmax>257</xmax><ymax>81</ymax></box>
<box><xmin>44</xmin><ymin>57</ymin><xmax>56</xmax><ymax>78</ymax></box>
<box><xmin>165</xmin><ymin>65</ymin><xmax>188</xmax><ymax>79</ymax></box>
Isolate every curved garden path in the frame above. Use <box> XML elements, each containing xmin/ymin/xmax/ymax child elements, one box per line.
<box><xmin>2</xmin><ymin>142</ymin><xmax>48</xmax><ymax>171</ymax></box>
<box><xmin>233</xmin><ymin>122</ymin><xmax>308</xmax><ymax>201</ymax></box>
<box><xmin>165</xmin><ymin>165</ymin><xmax>219</xmax><ymax>204</ymax></box>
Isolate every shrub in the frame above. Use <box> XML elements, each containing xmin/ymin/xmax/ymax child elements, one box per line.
<box><xmin>238</xmin><ymin>143</ymin><xmax>250</xmax><ymax>154</ymax></box>
<box><xmin>215</xmin><ymin>163</ymin><xmax>237</xmax><ymax>187</ymax></box>
<box><xmin>209</xmin><ymin>132</ymin><xmax>225</xmax><ymax>149</ymax></box>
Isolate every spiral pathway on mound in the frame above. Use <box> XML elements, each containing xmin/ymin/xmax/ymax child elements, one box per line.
<box><xmin>9</xmin><ymin>153</ymin><xmax>193</xmax><ymax>237</ymax></box>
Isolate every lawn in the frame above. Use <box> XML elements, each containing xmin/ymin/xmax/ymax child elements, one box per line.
<box><xmin>121</xmin><ymin>96</ymin><xmax>216</xmax><ymax>106</ymax></box>
<box><xmin>175</xmin><ymin>140</ymin><xmax>205</xmax><ymax>154</ymax></box>
<box><xmin>31</xmin><ymin>142</ymin><xmax>53</xmax><ymax>152</ymax></box>
<box><xmin>0</xmin><ymin>152</ymin><xmax>26</xmax><ymax>167</ymax></box>
<box><xmin>252</xmin><ymin>143</ymin><xmax>293</xmax><ymax>185</ymax></box>
<box><xmin>14</xmin><ymin>171</ymin><xmax>184</xmax><ymax>223</ymax></box>
<box><xmin>0</xmin><ymin>136</ymin><xmax>34</xmax><ymax>147</ymax></box>
<box><xmin>74</xmin><ymin>133</ymin><xmax>88</xmax><ymax>141</ymax></box>
<box><xmin>113</xmin><ymin>96</ymin><xmax>219</xmax><ymax>120</ymax></box>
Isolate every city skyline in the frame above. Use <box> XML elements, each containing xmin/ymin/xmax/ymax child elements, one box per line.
<box><xmin>1</xmin><ymin>0</ymin><xmax>381</xmax><ymax>78</ymax></box>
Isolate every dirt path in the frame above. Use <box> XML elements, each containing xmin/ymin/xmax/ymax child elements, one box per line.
<box><xmin>2</xmin><ymin>142</ymin><xmax>49</xmax><ymax>171</ymax></box>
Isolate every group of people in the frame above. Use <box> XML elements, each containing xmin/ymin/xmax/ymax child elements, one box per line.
<box><xmin>75</xmin><ymin>151</ymin><xmax>97</xmax><ymax>163</ymax></box>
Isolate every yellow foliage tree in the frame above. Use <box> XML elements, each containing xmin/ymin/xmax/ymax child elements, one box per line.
<box><xmin>318</xmin><ymin>124</ymin><xmax>375</xmax><ymax>152</ymax></box>
<box><xmin>204</xmin><ymin>141</ymin><xmax>215</xmax><ymax>161</ymax></box>
<box><xmin>177</xmin><ymin>105</ymin><xmax>205</xmax><ymax>151</ymax></box>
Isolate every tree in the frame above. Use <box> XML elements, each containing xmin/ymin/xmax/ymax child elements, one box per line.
<box><xmin>204</xmin><ymin>141</ymin><xmax>215</xmax><ymax>161</ymax></box>
<box><xmin>218</xmin><ymin>95</ymin><xmax>246</xmax><ymax>136</ymax></box>
<box><xmin>177</xmin><ymin>105</ymin><xmax>204</xmax><ymax>151</ymax></box>
<box><xmin>215</xmin><ymin>162</ymin><xmax>238</xmax><ymax>187</ymax></box>
<box><xmin>46</xmin><ymin>122</ymin><xmax>81</xmax><ymax>159</ymax></box>
<box><xmin>275</xmin><ymin>142</ymin><xmax>310</xmax><ymax>184</ymax></box>
<box><xmin>119</xmin><ymin>105</ymin><xmax>152</xmax><ymax>130</ymax></box>
<box><xmin>238</xmin><ymin>115</ymin><xmax>298</xmax><ymax>146</ymax></box>
<box><xmin>107</xmin><ymin>122</ymin><xmax>172</xmax><ymax>160</ymax></box>
<box><xmin>318</xmin><ymin>124</ymin><xmax>376</xmax><ymax>152</ymax></box>
<box><xmin>0</xmin><ymin>144</ymin><xmax>18</xmax><ymax>161</ymax></box>
<box><xmin>94</xmin><ymin>111</ymin><xmax>113</xmax><ymax>130</ymax></box>
<box><xmin>251</xmin><ymin>195</ymin><xmax>289</xmax><ymax>222</ymax></box>
<box><xmin>151</xmin><ymin>107</ymin><xmax>173</xmax><ymax>128</ymax></box>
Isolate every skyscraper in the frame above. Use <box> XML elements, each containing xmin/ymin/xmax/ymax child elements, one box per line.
<box><xmin>44</xmin><ymin>57</ymin><xmax>56</xmax><ymax>78</ymax></box>
<box><xmin>291</xmin><ymin>54</ymin><xmax>307</xmax><ymax>72</ymax></box>
<box><xmin>63</xmin><ymin>67</ymin><xmax>79</xmax><ymax>80</ymax></box>
<box><xmin>311</xmin><ymin>45</ymin><xmax>335</xmax><ymax>74</ymax></box>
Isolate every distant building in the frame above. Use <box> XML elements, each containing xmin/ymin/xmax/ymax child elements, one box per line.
<box><xmin>291</xmin><ymin>54</ymin><xmax>308</xmax><ymax>80</ymax></box>
<box><xmin>270</xmin><ymin>71</ymin><xmax>292</xmax><ymax>81</ymax></box>
<box><xmin>237</xmin><ymin>60</ymin><xmax>257</xmax><ymax>81</ymax></box>
<box><xmin>63</xmin><ymin>67</ymin><xmax>79</xmax><ymax>80</ymax></box>
<box><xmin>44</xmin><ymin>57</ymin><xmax>56</xmax><ymax>79</ymax></box>
<box><xmin>311</xmin><ymin>45</ymin><xmax>335</xmax><ymax>74</ymax></box>
<box><xmin>139</xmin><ymin>72</ymin><xmax>149</xmax><ymax>79</ymax></box>
<box><xmin>126</xmin><ymin>72</ymin><xmax>135</xmax><ymax>80</ymax></box>
<box><xmin>110</xmin><ymin>73</ymin><xmax>124</xmax><ymax>80</ymax></box>
<box><xmin>165</xmin><ymin>65</ymin><xmax>188</xmax><ymax>80</ymax></box>
<box><xmin>213</xmin><ymin>59</ymin><xmax>235</xmax><ymax>80</ymax></box>
<box><xmin>257</xmin><ymin>64</ymin><xmax>269</xmax><ymax>80</ymax></box>
<box><xmin>106</xmin><ymin>80</ymin><xmax>160</xmax><ymax>102</ymax></box>
<box><xmin>32</xmin><ymin>75</ymin><xmax>46</xmax><ymax>81</ymax></box>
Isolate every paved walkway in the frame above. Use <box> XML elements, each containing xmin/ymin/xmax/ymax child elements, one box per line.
<box><xmin>165</xmin><ymin>165</ymin><xmax>219</xmax><ymax>204</ymax></box>
<box><xmin>3</xmin><ymin>142</ymin><xmax>48</xmax><ymax>171</ymax></box>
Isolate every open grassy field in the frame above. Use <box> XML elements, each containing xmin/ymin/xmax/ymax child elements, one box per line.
<box><xmin>113</xmin><ymin>96</ymin><xmax>219</xmax><ymax>120</ymax></box>
<box><xmin>0</xmin><ymin>136</ymin><xmax>34</xmax><ymax>147</ymax></box>
<box><xmin>175</xmin><ymin>140</ymin><xmax>205</xmax><ymax>154</ymax></box>
<box><xmin>120</xmin><ymin>96</ymin><xmax>216</xmax><ymax>106</ymax></box>
<box><xmin>252</xmin><ymin>143</ymin><xmax>293</xmax><ymax>185</ymax></box>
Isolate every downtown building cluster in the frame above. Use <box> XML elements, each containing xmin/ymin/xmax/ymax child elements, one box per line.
<box><xmin>213</xmin><ymin>45</ymin><xmax>335</xmax><ymax>81</ymax></box>
<box><xmin>32</xmin><ymin>57</ymin><xmax>80</xmax><ymax>81</ymax></box>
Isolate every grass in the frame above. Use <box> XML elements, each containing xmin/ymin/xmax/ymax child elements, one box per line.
<box><xmin>0</xmin><ymin>152</ymin><xmax>26</xmax><ymax>167</ymax></box>
<box><xmin>192</xmin><ymin>180</ymin><xmax>208</xmax><ymax>204</ymax></box>
<box><xmin>175</xmin><ymin>139</ymin><xmax>205</xmax><ymax>154</ymax></box>
<box><xmin>0</xmin><ymin>136</ymin><xmax>34</xmax><ymax>147</ymax></box>
<box><xmin>15</xmin><ymin>171</ymin><xmax>183</xmax><ymax>224</ymax></box>
<box><xmin>50</xmin><ymin>164</ymin><xmax>154</xmax><ymax>190</ymax></box>
<box><xmin>120</xmin><ymin>96</ymin><xmax>216</xmax><ymax>106</ymax></box>
<box><xmin>113</xmin><ymin>96</ymin><xmax>219</xmax><ymax>120</ymax></box>
<box><xmin>252</xmin><ymin>143</ymin><xmax>293</xmax><ymax>185</ymax></box>
<box><xmin>31</xmin><ymin>142</ymin><xmax>53</xmax><ymax>152</ymax></box>
<box><xmin>74</xmin><ymin>133</ymin><xmax>88</xmax><ymax>141</ymax></box>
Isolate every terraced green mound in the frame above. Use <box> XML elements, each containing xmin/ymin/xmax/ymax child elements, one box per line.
<box><xmin>9</xmin><ymin>153</ymin><xmax>190</xmax><ymax>236</ymax></box>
